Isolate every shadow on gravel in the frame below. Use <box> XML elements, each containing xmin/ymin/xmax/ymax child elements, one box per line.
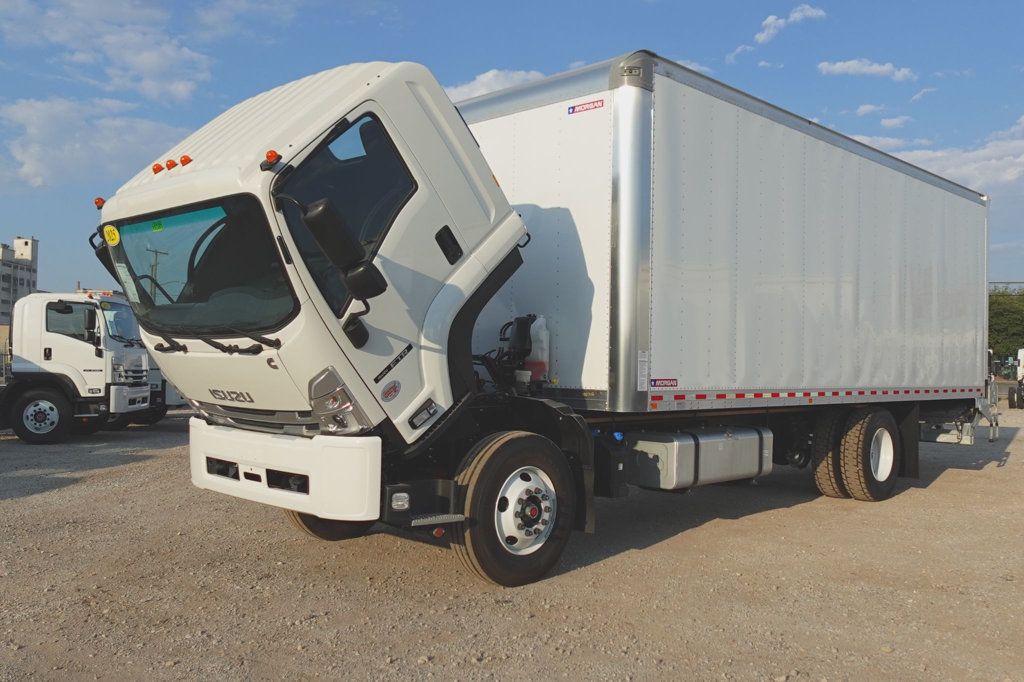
<box><xmin>912</xmin><ymin>426</ymin><xmax>1016</xmax><ymax>487</ymax></box>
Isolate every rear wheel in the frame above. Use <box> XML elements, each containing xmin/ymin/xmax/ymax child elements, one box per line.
<box><xmin>452</xmin><ymin>431</ymin><xmax>575</xmax><ymax>586</ymax></box>
<box><xmin>839</xmin><ymin>409</ymin><xmax>901</xmax><ymax>501</ymax></box>
<box><xmin>284</xmin><ymin>510</ymin><xmax>375</xmax><ymax>541</ymax></box>
<box><xmin>811</xmin><ymin>410</ymin><xmax>849</xmax><ymax>498</ymax></box>
<box><xmin>10</xmin><ymin>388</ymin><xmax>73</xmax><ymax>444</ymax></box>
<box><xmin>132</xmin><ymin>405</ymin><xmax>169</xmax><ymax>425</ymax></box>
<box><xmin>1010</xmin><ymin>386</ymin><xmax>1020</xmax><ymax>409</ymax></box>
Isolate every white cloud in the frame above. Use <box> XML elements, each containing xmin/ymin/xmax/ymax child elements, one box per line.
<box><xmin>194</xmin><ymin>0</ymin><xmax>304</xmax><ymax>40</ymax></box>
<box><xmin>856</xmin><ymin>104</ymin><xmax>884</xmax><ymax>116</ymax></box>
<box><xmin>881</xmin><ymin>116</ymin><xmax>912</xmax><ymax>129</ymax></box>
<box><xmin>755</xmin><ymin>4</ymin><xmax>826</xmax><ymax>44</ymax></box>
<box><xmin>910</xmin><ymin>87</ymin><xmax>937</xmax><ymax>102</ymax></box>
<box><xmin>679</xmin><ymin>60</ymin><xmax>714</xmax><ymax>75</ymax></box>
<box><xmin>445</xmin><ymin>69</ymin><xmax>545</xmax><ymax>102</ymax></box>
<box><xmin>818</xmin><ymin>58</ymin><xmax>917</xmax><ymax>82</ymax></box>
<box><xmin>0</xmin><ymin>0</ymin><xmax>210</xmax><ymax>102</ymax></box>
<box><xmin>934</xmin><ymin>68</ymin><xmax>974</xmax><ymax>78</ymax></box>
<box><xmin>0</xmin><ymin>97</ymin><xmax>188</xmax><ymax>187</ymax></box>
<box><xmin>757</xmin><ymin>60</ymin><xmax>784</xmax><ymax>69</ymax></box>
<box><xmin>726</xmin><ymin>44</ymin><xmax>753</xmax><ymax>64</ymax></box>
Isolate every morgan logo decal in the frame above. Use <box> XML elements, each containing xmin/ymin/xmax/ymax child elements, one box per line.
<box><xmin>381</xmin><ymin>380</ymin><xmax>401</xmax><ymax>403</ymax></box>
<box><xmin>209</xmin><ymin>388</ymin><xmax>255</xmax><ymax>403</ymax></box>
<box><xmin>650</xmin><ymin>378</ymin><xmax>679</xmax><ymax>388</ymax></box>
<box><xmin>568</xmin><ymin>99</ymin><xmax>604</xmax><ymax>115</ymax></box>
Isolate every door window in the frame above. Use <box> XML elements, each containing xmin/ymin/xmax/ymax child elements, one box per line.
<box><xmin>276</xmin><ymin>114</ymin><xmax>417</xmax><ymax>316</ymax></box>
<box><xmin>45</xmin><ymin>302</ymin><xmax>94</xmax><ymax>343</ymax></box>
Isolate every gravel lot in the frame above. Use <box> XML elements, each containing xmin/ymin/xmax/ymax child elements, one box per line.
<box><xmin>1</xmin><ymin>405</ymin><xmax>1021</xmax><ymax>680</ymax></box>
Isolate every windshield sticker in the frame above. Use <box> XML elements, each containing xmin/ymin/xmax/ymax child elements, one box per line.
<box><xmin>100</xmin><ymin>301</ymin><xmax>111</xmax><ymax>310</ymax></box>
<box><xmin>381</xmin><ymin>380</ymin><xmax>401</xmax><ymax>402</ymax></box>
<box><xmin>102</xmin><ymin>225</ymin><xmax>120</xmax><ymax>246</ymax></box>
<box><xmin>151</xmin><ymin>221</ymin><xmax>164</xmax><ymax>233</ymax></box>
<box><xmin>114</xmin><ymin>262</ymin><xmax>140</xmax><ymax>303</ymax></box>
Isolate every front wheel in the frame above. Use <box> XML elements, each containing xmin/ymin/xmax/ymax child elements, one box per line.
<box><xmin>1008</xmin><ymin>387</ymin><xmax>1018</xmax><ymax>409</ymax></box>
<box><xmin>284</xmin><ymin>510</ymin><xmax>375</xmax><ymax>541</ymax></box>
<box><xmin>452</xmin><ymin>431</ymin><xmax>576</xmax><ymax>587</ymax></box>
<box><xmin>132</xmin><ymin>405</ymin><xmax>169</xmax><ymax>425</ymax></box>
<box><xmin>103</xmin><ymin>413</ymin><xmax>133</xmax><ymax>431</ymax></box>
<box><xmin>10</xmin><ymin>388</ymin><xmax>73</xmax><ymax>444</ymax></box>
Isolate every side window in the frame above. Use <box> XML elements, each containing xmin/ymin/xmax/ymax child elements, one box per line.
<box><xmin>45</xmin><ymin>302</ymin><xmax>93</xmax><ymax>342</ymax></box>
<box><xmin>278</xmin><ymin>114</ymin><xmax>417</xmax><ymax>316</ymax></box>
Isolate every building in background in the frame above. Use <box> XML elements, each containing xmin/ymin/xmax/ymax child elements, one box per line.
<box><xmin>1</xmin><ymin>236</ymin><xmax>39</xmax><ymax>328</ymax></box>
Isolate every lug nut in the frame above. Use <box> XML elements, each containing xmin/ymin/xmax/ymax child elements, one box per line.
<box><xmin>544</xmin><ymin>506</ymin><xmax>551</xmax><ymax>513</ymax></box>
<box><xmin>534</xmin><ymin>488</ymin><xmax>542</xmax><ymax>495</ymax></box>
<box><xmin>541</xmin><ymin>494</ymin><xmax>549</xmax><ymax>501</ymax></box>
<box><xmin>540</xmin><ymin>519</ymin><xmax>548</xmax><ymax>526</ymax></box>
<box><xmin>517</xmin><ymin>523</ymin><xmax>524</xmax><ymax>530</ymax></box>
<box><xmin>524</xmin><ymin>529</ymin><xmax>533</xmax><ymax>536</ymax></box>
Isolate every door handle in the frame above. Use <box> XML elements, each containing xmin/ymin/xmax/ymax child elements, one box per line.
<box><xmin>435</xmin><ymin>226</ymin><xmax>463</xmax><ymax>265</ymax></box>
<box><xmin>44</xmin><ymin>347</ymin><xmax>52</xmax><ymax>360</ymax></box>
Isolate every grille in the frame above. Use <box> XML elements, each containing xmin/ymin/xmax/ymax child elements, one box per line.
<box><xmin>197</xmin><ymin>401</ymin><xmax>319</xmax><ymax>437</ymax></box>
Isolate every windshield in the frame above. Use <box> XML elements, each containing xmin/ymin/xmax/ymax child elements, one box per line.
<box><xmin>106</xmin><ymin>194</ymin><xmax>296</xmax><ymax>335</ymax></box>
<box><xmin>100</xmin><ymin>301</ymin><xmax>140</xmax><ymax>340</ymax></box>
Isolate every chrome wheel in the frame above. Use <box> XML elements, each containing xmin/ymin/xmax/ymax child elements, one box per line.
<box><xmin>22</xmin><ymin>399</ymin><xmax>60</xmax><ymax>435</ymax></box>
<box><xmin>869</xmin><ymin>427</ymin><xmax>895</xmax><ymax>481</ymax></box>
<box><xmin>494</xmin><ymin>465</ymin><xmax>557</xmax><ymax>556</ymax></box>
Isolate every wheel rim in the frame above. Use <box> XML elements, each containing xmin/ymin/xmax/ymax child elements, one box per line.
<box><xmin>494</xmin><ymin>466</ymin><xmax>557</xmax><ymax>556</ymax></box>
<box><xmin>869</xmin><ymin>427</ymin><xmax>894</xmax><ymax>481</ymax></box>
<box><xmin>23</xmin><ymin>399</ymin><xmax>60</xmax><ymax>434</ymax></box>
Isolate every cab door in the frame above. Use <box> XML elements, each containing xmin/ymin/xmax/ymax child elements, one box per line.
<box><xmin>41</xmin><ymin>301</ymin><xmax>106</xmax><ymax>397</ymax></box>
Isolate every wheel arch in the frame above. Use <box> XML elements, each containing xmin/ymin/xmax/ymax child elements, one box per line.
<box><xmin>1</xmin><ymin>374</ymin><xmax>80</xmax><ymax>417</ymax></box>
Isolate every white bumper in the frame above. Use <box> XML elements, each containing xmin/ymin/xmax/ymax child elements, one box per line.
<box><xmin>109</xmin><ymin>384</ymin><xmax>150</xmax><ymax>413</ymax></box>
<box><xmin>189</xmin><ymin>418</ymin><xmax>382</xmax><ymax>521</ymax></box>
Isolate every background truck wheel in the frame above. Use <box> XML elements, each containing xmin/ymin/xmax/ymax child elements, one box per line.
<box><xmin>839</xmin><ymin>409</ymin><xmax>901</xmax><ymax>501</ymax></box>
<box><xmin>284</xmin><ymin>510</ymin><xmax>375</xmax><ymax>541</ymax></box>
<box><xmin>811</xmin><ymin>410</ymin><xmax>849</xmax><ymax>498</ymax></box>
<box><xmin>103</xmin><ymin>413</ymin><xmax>133</xmax><ymax>431</ymax></box>
<box><xmin>10</xmin><ymin>388</ymin><xmax>73</xmax><ymax>444</ymax></box>
<box><xmin>72</xmin><ymin>415</ymin><xmax>109</xmax><ymax>435</ymax></box>
<box><xmin>452</xmin><ymin>431</ymin><xmax>576</xmax><ymax>587</ymax></box>
<box><xmin>1010</xmin><ymin>386</ymin><xmax>1020</xmax><ymax>409</ymax></box>
<box><xmin>132</xmin><ymin>405</ymin><xmax>169</xmax><ymax>425</ymax></box>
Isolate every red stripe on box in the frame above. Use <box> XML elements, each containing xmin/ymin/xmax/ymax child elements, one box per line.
<box><xmin>695</xmin><ymin>394</ymin><xmax>707</xmax><ymax>400</ymax></box>
<box><xmin>716</xmin><ymin>393</ymin><xmax>727</xmax><ymax>399</ymax></box>
<box><xmin>735</xmin><ymin>393</ymin><xmax>746</xmax><ymax>399</ymax></box>
<box><xmin>674</xmin><ymin>394</ymin><xmax>686</xmax><ymax>400</ymax></box>
<box><xmin>651</xmin><ymin>395</ymin><xmax>663</xmax><ymax>401</ymax></box>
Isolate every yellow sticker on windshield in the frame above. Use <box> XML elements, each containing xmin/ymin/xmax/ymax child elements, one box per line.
<box><xmin>102</xmin><ymin>224</ymin><xmax>120</xmax><ymax>246</ymax></box>
<box><xmin>151</xmin><ymin>221</ymin><xmax>164</xmax><ymax>232</ymax></box>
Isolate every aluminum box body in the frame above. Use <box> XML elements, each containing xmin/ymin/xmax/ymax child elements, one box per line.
<box><xmin>461</xmin><ymin>50</ymin><xmax>988</xmax><ymax>414</ymax></box>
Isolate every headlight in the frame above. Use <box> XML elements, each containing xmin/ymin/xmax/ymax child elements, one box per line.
<box><xmin>111</xmin><ymin>363</ymin><xmax>128</xmax><ymax>383</ymax></box>
<box><xmin>309</xmin><ymin>367</ymin><xmax>369</xmax><ymax>436</ymax></box>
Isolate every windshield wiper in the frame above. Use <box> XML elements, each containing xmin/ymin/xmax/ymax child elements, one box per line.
<box><xmin>196</xmin><ymin>336</ymin><xmax>263</xmax><ymax>355</ymax></box>
<box><xmin>108</xmin><ymin>333</ymin><xmax>135</xmax><ymax>347</ymax></box>
<box><xmin>223</xmin><ymin>326</ymin><xmax>282</xmax><ymax>349</ymax></box>
<box><xmin>153</xmin><ymin>333</ymin><xmax>188</xmax><ymax>353</ymax></box>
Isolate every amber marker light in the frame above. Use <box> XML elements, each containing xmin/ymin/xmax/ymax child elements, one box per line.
<box><xmin>179</xmin><ymin>155</ymin><xmax>192</xmax><ymax>165</ymax></box>
<box><xmin>260</xmin><ymin>149</ymin><xmax>282</xmax><ymax>171</ymax></box>
<box><xmin>165</xmin><ymin>159</ymin><xmax>178</xmax><ymax>169</ymax></box>
<box><xmin>152</xmin><ymin>163</ymin><xmax>164</xmax><ymax>174</ymax></box>
<box><xmin>94</xmin><ymin>197</ymin><xmax>105</xmax><ymax>209</ymax></box>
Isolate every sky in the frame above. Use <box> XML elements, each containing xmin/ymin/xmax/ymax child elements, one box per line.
<box><xmin>0</xmin><ymin>0</ymin><xmax>1021</xmax><ymax>291</ymax></box>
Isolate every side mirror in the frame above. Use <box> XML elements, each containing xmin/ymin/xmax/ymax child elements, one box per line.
<box><xmin>344</xmin><ymin>262</ymin><xmax>388</xmax><ymax>300</ymax></box>
<box><xmin>84</xmin><ymin>308</ymin><xmax>99</xmax><ymax>345</ymax></box>
<box><xmin>302</xmin><ymin>198</ymin><xmax>366</xmax><ymax>272</ymax></box>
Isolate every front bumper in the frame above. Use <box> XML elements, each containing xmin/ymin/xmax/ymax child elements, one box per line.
<box><xmin>189</xmin><ymin>418</ymin><xmax>382</xmax><ymax>521</ymax></box>
<box><xmin>110</xmin><ymin>384</ymin><xmax>150</xmax><ymax>413</ymax></box>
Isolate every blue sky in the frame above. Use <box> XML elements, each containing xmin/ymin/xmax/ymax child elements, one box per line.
<box><xmin>0</xmin><ymin>0</ymin><xmax>1021</xmax><ymax>290</ymax></box>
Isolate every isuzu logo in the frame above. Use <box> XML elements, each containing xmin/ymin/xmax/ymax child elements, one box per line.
<box><xmin>209</xmin><ymin>388</ymin><xmax>255</xmax><ymax>403</ymax></box>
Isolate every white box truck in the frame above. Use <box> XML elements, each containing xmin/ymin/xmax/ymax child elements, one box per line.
<box><xmin>89</xmin><ymin>51</ymin><xmax>997</xmax><ymax>585</ymax></box>
<box><xmin>1</xmin><ymin>292</ymin><xmax>151</xmax><ymax>443</ymax></box>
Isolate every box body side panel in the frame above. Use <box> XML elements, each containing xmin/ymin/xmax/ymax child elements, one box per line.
<box><xmin>469</xmin><ymin>91</ymin><xmax>616</xmax><ymax>394</ymax></box>
<box><xmin>648</xmin><ymin>73</ymin><xmax>987</xmax><ymax>398</ymax></box>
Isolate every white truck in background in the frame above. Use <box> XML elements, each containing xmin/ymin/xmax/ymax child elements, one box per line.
<box><xmin>0</xmin><ymin>291</ymin><xmax>150</xmax><ymax>443</ymax></box>
<box><xmin>90</xmin><ymin>51</ymin><xmax>997</xmax><ymax>585</ymax></box>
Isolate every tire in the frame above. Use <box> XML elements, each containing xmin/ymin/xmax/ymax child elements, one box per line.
<box><xmin>452</xmin><ymin>431</ymin><xmax>576</xmax><ymax>587</ymax></box>
<box><xmin>1007</xmin><ymin>387</ymin><xmax>1017</xmax><ymax>409</ymax></box>
<box><xmin>103</xmin><ymin>413</ymin><xmax>133</xmax><ymax>431</ymax></box>
<box><xmin>132</xmin><ymin>405</ymin><xmax>169</xmax><ymax>425</ymax></box>
<box><xmin>10</xmin><ymin>388</ymin><xmax>73</xmax><ymax>444</ymax></box>
<box><xmin>838</xmin><ymin>409</ymin><xmax>901</xmax><ymax>502</ymax></box>
<box><xmin>72</xmin><ymin>415</ymin><xmax>109</xmax><ymax>435</ymax></box>
<box><xmin>284</xmin><ymin>510</ymin><xmax>375</xmax><ymax>541</ymax></box>
<box><xmin>811</xmin><ymin>410</ymin><xmax>849</xmax><ymax>498</ymax></box>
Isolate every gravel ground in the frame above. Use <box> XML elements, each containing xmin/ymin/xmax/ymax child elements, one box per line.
<box><xmin>1</xmin><ymin>405</ymin><xmax>1021</xmax><ymax>680</ymax></box>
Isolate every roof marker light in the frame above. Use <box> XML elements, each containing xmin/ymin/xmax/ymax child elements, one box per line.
<box><xmin>94</xmin><ymin>197</ymin><xmax>105</xmax><ymax>210</ymax></box>
<box><xmin>152</xmin><ymin>163</ymin><xmax>164</xmax><ymax>174</ymax></box>
<box><xmin>179</xmin><ymin>155</ymin><xmax>192</xmax><ymax>166</ymax></box>
<box><xmin>260</xmin><ymin>149</ymin><xmax>281</xmax><ymax>171</ymax></box>
<box><xmin>165</xmin><ymin>159</ymin><xmax>178</xmax><ymax>169</ymax></box>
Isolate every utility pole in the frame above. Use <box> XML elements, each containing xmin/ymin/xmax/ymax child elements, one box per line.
<box><xmin>145</xmin><ymin>247</ymin><xmax>169</xmax><ymax>299</ymax></box>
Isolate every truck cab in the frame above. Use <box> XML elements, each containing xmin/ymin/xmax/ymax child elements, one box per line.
<box><xmin>0</xmin><ymin>292</ymin><xmax>151</xmax><ymax>443</ymax></box>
